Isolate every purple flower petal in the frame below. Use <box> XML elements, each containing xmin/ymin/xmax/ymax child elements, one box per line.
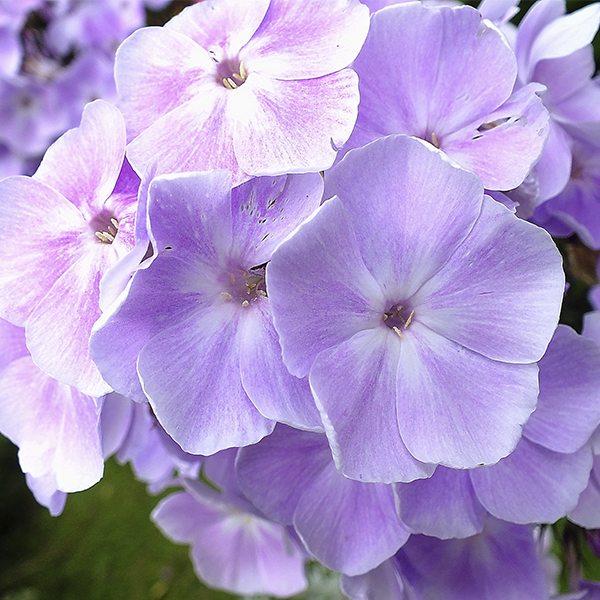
<box><xmin>232</xmin><ymin>70</ymin><xmax>359</xmax><ymax>176</ymax></box>
<box><xmin>165</xmin><ymin>0</ymin><xmax>270</xmax><ymax>60</ymax></box>
<box><xmin>268</xmin><ymin>196</ymin><xmax>385</xmax><ymax>378</ymax></box>
<box><xmin>524</xmin><ymin>325</ymin><xmax>600</xmax><ymax>453</ymax></box>
<box><xmin>396</xmin><ymin>467</ymin><xmax>486</xmax><ymax>539</ymax></box>
<box><xmin>115</xmin><ymin>27</ymin><xmax>217</xmax><ymax>140</ymax></box>
<box><xmin>33</xmin><ymin>100</ymin><xmax>126</xmax><ymax>217</ymax></box>
<box><xmin>25</xmin><ymin>245</ymin><xmax>112</xmax><ymax>397</ymax></box>
<box><xmin>237</xmin><ymin>425</ymin><xmax>333</xmax><ymax>524</ymax></box>
<box><xmin>26</xmin><ymin>473</ymin><xmax>68</xmax><ymax>517</ymax></box>
<box><xmin>443</xmin><ymin>83</ymin><xmax>549</xmax><ymax>190</ymax></box>
<box><xmin>471</xmin><ymin>437</ymin><xmax>593</xmax><ymax>524</ymax></box>
<box><xmin>413</xmin><ymin>195</ymin><xmax>564</xmax><ymax>364</ymax></box>
<box><xmin>569</xmin><ymin>455</ymin><xmax>600</xmax><ymax>528</ymax></box>
<box><xmin>325</xmin><ymin>135</ymin><xmax>484</xmax><ymax>301</ymax></box>
<box><xmin>229</xmin><ymin>173</ymin><xmax>323</xmax><ymax>267</ymax></box>
<box><xmin>240</xmin><ymin>300</ymin><xmax>322</xmax><ymax>430</ymax></box>
<box><xmin>294</xmin><ymin>464</ymin><xmax>410</xmax><ymax>576</ymax></box>
<box><xmin>152</xmin><ymin>485</ymin><xmax>307</xmax><ymax>597</ymax></box>
<box><xmin>138</xmin><ymin>303</ymin><xmax>274</xmax><ymax>454</ymax></box>
<box><xmin>0</xmin><ymin>177</ymin><xmax>85</xmax><ymax>325</ymax></box>
<box><xmin>396</xmin><ymin>321</ymin><xmax>539</xmax><ymax>468</ymax></box>
<box><xmin>0</xmin><ymin>356</ymin><xmax>103</xmax><ymax>492</ymax></box>
<box><xmin>311</xmin><ymin>327</ymin><xmax>435</xmax><ymax>483</ymax></box>
<box><xmin>241</xmin><ymin>0</ymin><xmax>368</xmax><ymax>80</ymax></box>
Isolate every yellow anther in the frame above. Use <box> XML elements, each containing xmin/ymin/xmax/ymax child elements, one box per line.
<box><xmin>221</xmin><ymin>292</ymin><xmax>233</xmax><ymax>300</ymax></box>
<box><xmin>404</xmin><ymin>310</ymin><xmax>414</xmax><ymax>329</ymax></box>
<box><xmin>241</xmin><ymin>300</ymin><xmax>249</xmax><ymax>307</ymax></box>
<box><xmin>223</xmin><ymin>78</ymin><xmax>233</xmax><ymax>90</ymax></box>
<box><xmin>431</xmin><ymin>132</ymin><xmax>440</xmax><ymax>148</ymax></box>
<box><xmin>393</xmin><ymin>326</ymin><xmax>404</xmax><ymax>339</ymax></box>
<box><xmin>239</xmin><ymin>61</ymin><xmax>247</xmax><ymax>80</ymax></box>
<box><xmin>230</xmin><ymin>273</ymin><xmax>236</xmax><ymax>284</ymax></box>
<box><xmin>111</xmin><ymin>218</ymin><xmax>119</xmax><ymax>229</ymax></box>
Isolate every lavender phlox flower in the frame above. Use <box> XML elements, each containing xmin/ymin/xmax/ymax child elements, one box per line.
<box><xmin>268</xmin><ymin>134</ymin><xmax>564</xmax><ymax>483</ymax></box>
<box><xmin>342</xmin><ymin>1</ymin><xmax>549</xmax><ymax>191</ymax></box>
<box><xmin>343</xmin><ymin>518</ymin><xmax>551</xmax><ymax>600</ymax></box>
<box><xmin>114</xmin><ymin>0</ymin><xmax>369</xmax><ymax>184</ymax></box>
<box><xmin>395</xmin><ymin>325</ymin><xmax>600</xmax><ymax>538</ymax></box>
<box><xmin>0</xmin><ymin>75</ymin><xmax>69</xmax><ymax>156</ymax></box>
<box><xmin>43</xmin><ymin>0</ymin><xmax>146</xmax><ymax>56</ymax></box>
<box><xmin>237</xmin><ymin>424</ymin><xmax>411</xmax><ymax>576</ymax></box>
<box><xmin>0</xmin><ymin>99</ymin><xmax>139</xmax><ymax>397</ymax></box>
<box><xmin>152</xmin><ymin>474</ymin><xmax>308</xmax><ymax>597</ymax></box>
<box><xmin>90</xmin><ymin>169</ymin><xmax>324</xmax><ymax>456</ymax></box>
<box><xmin>513</xmin><ymin>0</ymin><xmax>600</xmax><ymax>208</ymax></box>
<box><xmin>0</xmin><ymin>318</ymin><xmax>104</xmax><ymax>516</ymax></box>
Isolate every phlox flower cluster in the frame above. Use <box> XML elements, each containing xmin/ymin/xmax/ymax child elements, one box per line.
<box><xmin>3</xmin><ymin>0</ymin><xmax>600</xmax><ymax>598</ymax></box>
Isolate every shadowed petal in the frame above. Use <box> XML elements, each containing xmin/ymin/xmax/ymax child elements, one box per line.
<box><xmin>471</xmin><ymin>437</ymin><xmax>593</xmax><ymax>524</ymax></box>
<box><xmin>524</xmin><ymin>326</ymin><xmax>600</xmax><ymax>453</ymax></box>
<box><xmin>294</xmin><ymin>465</ymin><xmax>410</xmax><ymax>576</ymax></box>
<box><xmin>229</xmin><ymin>173</ymin><xmax>323</xmax><ymax>267</ymax></box>
<box><xmin>396</xmin><ymin>467</ymin><xmax>486</xmax><ymax>539</ymax></box>
<box><xmin>240</xmin><ymin>300</ymin><xmax>322</xmax><ymax>430</ymax></box>
<box><xmin>237</xmin><ymin>425</ymin><xmax>332</xmax><ymax>525</ymax></box>
<box><xmin>569</xmin><ymin>456</ymin><xmax>600</xmax><ymax>528</ymax></box>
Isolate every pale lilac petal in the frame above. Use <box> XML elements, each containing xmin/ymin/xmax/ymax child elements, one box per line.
<box><xmin>26</xmin><ymin>245</ymin><xmax>112</xmax><ymax>397</ymax></box>
<box><xmin>311</xmin><ymin>327</ymin><xmax>435</xmax><ymax>483</ymax></box>
<box><xmin>126</xmin><ymin>89</ymin><xmax>245</xmax><ymax>183</ymax></box>
<box><xmin>294</xmin><ymin>465</ymin><xmax>410</xmax><ymax>576</ymax></box>
<box><xmin>237</xmin><ymin>425</ymin><xmax>332</xmax><ymax>524</ymax></box>
<box><xmin>240</xmin><ymin>300</ymin><xmax>322</xmax><ymax>430</ymax></box>
<box><xmin>26</xmin><ymin>473</ymin><xmax>68</xmax><ymax>516</ymax></box>
<box><xmin>33</xmin><ymin>100</ymin><xmax>126</xmax><ymax>217</ymax></box>
<box><xmin>0</xmin><ymin>177</ymin><xmax>85</xmax><ymax>325</ymax></box>
<box><xmin>533</xmin><ymin>46</ymin><xmax>595</xmax><ymax>108</ymax></box>
<box><xmin>524</xmin><ymin>326</ymin><xmax>600</xmax><ymax>453</ymax></box>
<box><xmin>350</xmin><ymin>3</ymin><xmax>516</xmax><ymax>142</ymax></box>
<box><xmin>325</xmin><ymin>135</ymin><xmax>483</xmax><ymax>300</ymax></box>
<box><xmin>241</xmin><ymin>0</ymin><xmax>369</xmax><ymax>79</ymax></box>
<box><xmin>528</xmin><ymin>4</ymin><xmax>600</xmax><ymax>75</ymax></box>
<box><xmin>232</xmin><ymin>70</ymin><xmax>359</xmax><ymax>176</ymax></box>
<box><xmin>413</xmin><ymin>195</ymin><xmax>564</xmax><ymax>364</ymax></box>
<box><xmin>443</xmin><ymin>84</ymin><xmax>549</xmax><ymax>190</ymax></box>
<box><xmin>229</xmin><ymin>173</ymin><xmax>323</xmax><ymax>267</ymax></box>
<box><xmin>115</xmin><ymin>27</ymin><xmax>216</xmax><ymax>139</ymax></box>
<box><xmin>396</xmin><ymin>322</ymin><xmax>539</xmax><ymax>468</ymax></box>
<box><xmin>399</xmin><ymin>518</ymin><xmax>549</xmax><ymax>600</ymax></box>
<box><xmin>0</xmin><ymin>356</ymin><xmax>103</xmax><ymax>492</ymax></box>
<box><xmin>153</xmin><ymin>486</ymin><xmax>308</xmax><ymax>597</ymax></box>
<box><xmin>165</xmin><ymin>0</ymin><xmax>269</xmax><ymax>59</ymax></box>
<box><xmin>396</xmin><ymin>467</ymin><xmax>486</xmax><ymax>539</ymax></box>
<box><xmin>569</xmin><ymin>455</ymin><xmax>600</xmax><ymax>528</ymax></box>
<box><xmin>515</xmin><ymin>0</ymin><xmax>565</xmax><ymax>80</ymax></box>
<box><xmin>471</xmin><ymin>437</ymin><xmax>593</xmax><ymax>524</ymax></box>
<box><xmin>268</xmin><ymin>196</ymin><xmax>385</xmax><ymax>377</ymax></box>
<box><xmin>138</xmin><ymin>303</ymin><xmax>274</xmax><ymax>454</ymax></box>
<box><xmin>478</xmin><ymin>0</ymin><xmax>519</xmax><ymax>25</ymax></box>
